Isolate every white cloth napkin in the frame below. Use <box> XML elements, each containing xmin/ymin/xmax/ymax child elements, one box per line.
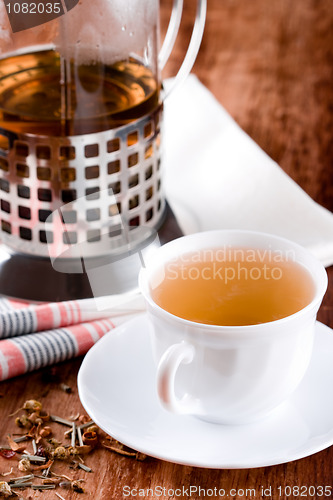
<box><xmin>163</xmin><ymin>75</ymin><xmax>333</xmax><ymax>268</ymax></box>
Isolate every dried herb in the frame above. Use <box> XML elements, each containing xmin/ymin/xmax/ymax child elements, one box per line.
<box><xmin>78</xmin><ymin>415</ymin><xmax>90</xmax><ymax>425</ymax></box>
<box><xmin>48</xmin><ymin>438</ymin><xmax>62</xmax><ymax>447</ymax></box>
<box><xmin>8</xmin><ymin>475</ymin><xmax>34</xmax><ymax>484</ymax></box>
<box><xmin>41</xmin><ymin>466</ymin><xmax>52</xmax><ymax>478</ymax></box>
<box><xmin>86</xmin><ymin>425</ymin><xmax>98</xmax><ymax>434</ymax></box>
<box><xmin>27</xmin><ymin>413</ymin><xmax>42</xmax><ymax>426</ymax></box>
<box><xmin>64</xmin><ymin>429</ymin><xmax>72</xmax><ymax>439</ymax></box>
<box><xmin>77</xmin><ymin>426</ymin><xmax>83</xmax><ymax>447</ymax></box>
<box><xmin>77</xmin><ymin>463</ymin><xmax>92</xmax><ymax>473</ymax></box>
<box><xmin>59</xmin><ymin>481</ymin><xmax>71</xmax><ymax>489</ymax></box>
<box><xmin>23</xmin><ymin>400</ymin><xmax>42</xmax><ymax>413</ymax></box>
<box><xmin>53</xmin><ymin>447</ymin><xmax>68</xmax><ymax>460</ymax></box>
<box><xmin>50</xmin><ymin>415</ymin><xmax>72</xmax><ymax>427</ymax></box>
<box><xmin>71</xmin><ymin>423</ymin><xmax>76</xmax><ymax>448</ymax></box>
<box><xmin>78</xmin><ymin>420</ymin><xmax>94</xmax><ymax>430</ymax></box>
<box><xmin>0</xmin><ymin>468</ymin><xmax>13</xmax><ymax>477</ymax></box>
<box><xmin>82</xmin><ymin>431</ymin><xmax>98</xmax><ymax>447</ymax></box>
<box><xmin>50</xmin><ymin>472</ymin><xmax>73</xmax><ymax>482</ymax></box>
<box><xmin>71</xmin><ymin>445</ymin><xmax>91</xmax><ymax>455</ymax></box>
<box><xmin>31</xmin><ymin>440</ymin><xmax>37</xmax><ymax>456</ymax></box>
<box><xmin>32</xmin><ymin>459</ymin><xmax>54</xmax><ymax>472</ymax></box>
<box><xmin>31</xmin><ymin>484</ymin><xmax>55</xmax><ymax>490</ymax></box>
<box><xmin>55</xmin><ymin>492</ymin><xmax>66</xmax><ymax>500</ymax></box>
<box><xmin>14</xmin><ymin>416</ymin><xmax>32</xmax><ymax>430</ymax></box>
<box><xmin>21</xmin><ymin>455</ymin><xmax>46</xmax><ymax>463</ymax></box>
<box><xmin>8</xmin><ymin>399</ymin><xmax>41</xmax><ymax>418</ymax></box>
<box><xmin>41</xmin><ymin>478</ymin><xmax>59</xmax><ymax>485</ymax></box>
<box><xmin>103</xmin><ymin>443</ymin><xmax>134</xmax><ymax>457</ymax></box>
<box><xmin>39</xmin><ymin>427</ymin><xmax>52</xmax><ymax>439</ymax></box>
<box><xmin>59</xmin><ymin>383</ymin><xmax>72</xmax><ymax>394</ymax></box>
<box><xmin>0</xmin><ymin>450</ymin><xmax>16</xmax><ymax>459</ymax></box>
<box><xmin>11</xmin><ymin>436</ymin><xmax>28</xmax><ymax>444</ymax></box>
<box><xmin>39</xmin><ymin>411</ymin><xmax>50</xmax><ymax>423</ymax></box>
<box><xmin>6</xmin><ymin>436</ymin><xmax>26</xmax><ymax>453</ymax></box>
<box><xmin>11</xmin><ymin>482</ymin><xmax>33</xmax><ymax>489</ymax></box>
<box><xmin>69</xmin><ymin>412</ymin><xmax>80</xmax><ymax>421</ymax></box>
<box><xmin>72</xmin><ymin>480</ymin><xmax>85</xmax><ymax>493</ymax></box>
<box><xmin>26</xmin><ymin>426</ymin><xmax>38</xmax><ymax>440</ymax></box>
<box><xmin>3</xmin><ymin>398</ymin><xmax>149</xmax><ymax>497</ymax></box>
<box><xmin>0</xmin><ymin>481</ymin><xmax>13</xmax><ymax>497</ymax></box>
<box><xmin>35</xmin><ymin>445</ymin><xmax>46</xmax><ymax>458</ymax></box>
<box><xmin>18</xmin><ymin>459</ymin><xmax>31</xmax><ymax>472</ymax></box>
<box><xmin>102</xmin><ymin>441</ymin><xmax>147</xmax><ymax>461</ymax></box>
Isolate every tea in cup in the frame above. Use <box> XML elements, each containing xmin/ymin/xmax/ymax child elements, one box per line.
<box><xmin>139</xmin><ymin>230</ymin><xmax>327</xmax><ymax>424</ymax></box>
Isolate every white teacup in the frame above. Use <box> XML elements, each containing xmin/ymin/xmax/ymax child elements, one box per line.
<box><xmin>139</xmin><ymin>230</ymin><xmax>328</xmax><ymax>424</ymax></box>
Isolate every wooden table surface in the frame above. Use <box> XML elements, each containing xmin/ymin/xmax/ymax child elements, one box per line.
<box><xmin>1</xmin><ymin>1</ymin><xmax>333</xmax><ymax>499</ymax></box>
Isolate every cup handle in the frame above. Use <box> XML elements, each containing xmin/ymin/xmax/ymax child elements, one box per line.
<box><xmin>156</xmin><ymin>341</ymin><xmax>200</xmax><ymax>415</ymax></box>
<box><xmin>159</xmin><ymin>0</ymin><xmax>207</xmax><ymax>98</ymax></box>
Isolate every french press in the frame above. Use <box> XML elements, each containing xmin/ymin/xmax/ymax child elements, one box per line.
<box><xmin>0</xmin><ymin>0</ymin><xmax>206</xmax><ymax>301</ymax></box>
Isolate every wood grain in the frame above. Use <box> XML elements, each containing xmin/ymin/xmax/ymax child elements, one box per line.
<box><xmin>0</xmin><ymin>1</ymin><xmax>332</xmax><ymax>499</ymax></box>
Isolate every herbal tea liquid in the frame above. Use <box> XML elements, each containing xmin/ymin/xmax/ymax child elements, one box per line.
<box><xmin>151</xmin><ymin>248</ymin><xmax>315</xmax><ymax>326</ymax></box>
<box><xmin>0</xmin><ymin>49</ymin><xmax>159</xmax><ymax>137</ymax></box>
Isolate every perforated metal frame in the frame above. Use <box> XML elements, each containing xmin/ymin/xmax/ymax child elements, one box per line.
<box><xmin>0</xmin><ymin>105</ymin><xmax>165</xmax><ymax>259</ymax></box>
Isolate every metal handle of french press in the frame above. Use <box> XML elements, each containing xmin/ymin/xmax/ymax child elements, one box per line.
<box><xmin>159</xmin><ymin>0</ymin><xmax>207</xmax><ymax>98</ymax></box>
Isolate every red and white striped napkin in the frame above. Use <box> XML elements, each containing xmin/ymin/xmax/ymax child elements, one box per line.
<box><xmin>0</xmin><ymin>294</ymin><xmax>144</xmax><ymax>381</ymax></box>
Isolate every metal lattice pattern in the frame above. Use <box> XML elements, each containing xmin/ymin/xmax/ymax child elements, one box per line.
<box><xmin>0</xmin><ymin>106</ymin><xmax>165</xmax><ymax>258</ymax></box>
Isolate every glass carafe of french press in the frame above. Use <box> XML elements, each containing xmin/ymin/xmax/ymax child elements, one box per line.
<box><xmin>0</xmin><ymin>0</ymin><xmax>206</xmax><ymax>301</ymax></box>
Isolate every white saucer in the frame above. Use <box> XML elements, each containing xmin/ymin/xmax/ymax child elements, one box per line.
<box><xmin>78</xmin><ymin>315</ymin><xmax>333</xmax><ymax>469</ymax></box>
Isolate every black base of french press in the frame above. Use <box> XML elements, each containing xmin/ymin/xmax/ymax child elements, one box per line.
<box><xmin>0</xmin><ymin>202</ymin><xmax>183</xmax><ymax>303</ymax></box>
